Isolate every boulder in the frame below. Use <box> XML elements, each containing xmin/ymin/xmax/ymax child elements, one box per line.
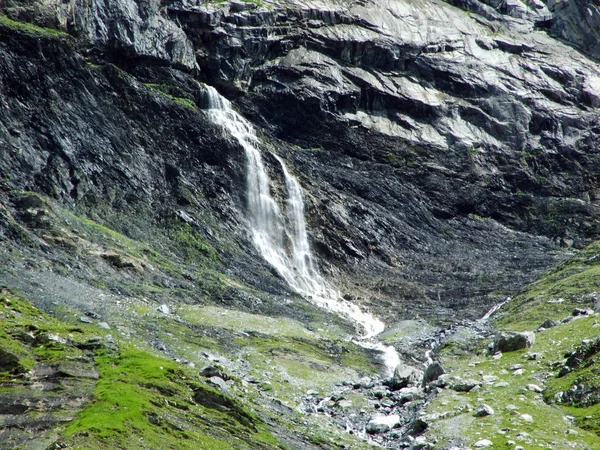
<box><xmin>366</xmin><ymin>414</ymin><xmax>400</xmax><ymax>434</ymax></box>
<box><xmin>449</xmin><ymin>377</ymin><xmax>481</xmax><ymax>392</ymax></box>
<box><xmin>422</xmin><ymin>362</ymin><xmax>445</xmax><ymax>387</ymax></box>
<box><xmin>394</xmin><ymin>386</ymin><xmax>425</xmax><ymax>404</ymax></box>
<box><xmin>199</xmin><ymin>366</ymin><xmax>230</xmax><ymax>381</ymax></box>
<box><xmin>492</xmin><ymin>331</ymin><xmax>535</xmax><ymax>353</ymax></box>
<box><xmin>474</xmin><ymin>404</ymin><xmax>494</xmax><ymax>417</ymax></box>
<box><xmin>538</xmin><ymin>319</ymin><xmax>558</xmax><ymax>330</ymax></box>
<box><xmin>391</xmin><ymin>363</ymin><xmax>423</xmax><ymax>389</ymax></box>
<box><xmin>474</xmin><ymin>439</ymin><xmax>493</xmax><ymax>448</ymax></box>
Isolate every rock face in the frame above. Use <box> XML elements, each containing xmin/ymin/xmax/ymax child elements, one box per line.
<box><xmin>492</xmin><ymin>331</ymin><xmax>535</xmax><ymax>353</ymax></box>
<box><xmin>2</xmin><ymin>0</ymin><xmax>600</xmax><ymax>327</ymax></box>
<box><xmin>1</xmin><ymin>0</ymin><xmax>600</xmax><ymax>448</ymax></box>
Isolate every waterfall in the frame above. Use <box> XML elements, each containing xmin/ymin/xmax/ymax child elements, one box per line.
<box><xmin>202</xmin><ymin>86</ymin><xmax>399</xmax><ymax>374</ymax></box>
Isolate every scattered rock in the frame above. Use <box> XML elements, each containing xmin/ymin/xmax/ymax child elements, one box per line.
<box><xmin>391</xmin><ymin>363</ymin><xmax>423</xmax><ymax>389</ymax></box>
<box><xmin>366</xmin><ymin>414</ymin><xmax>400</xmax><ymax>434</ymax></box>
<box><xmin>422</xmin><ymin>362</ymin><xmax>445</xmax><ymax>387</ymax></box>
<box><xmin>395</xmin><ymin>386</ymin><xmax>425</xmax><ymax>404</ymax></box>
<box><xmin>0</xmin><ymin>347</ymin><xmax>26</xmax><ymax>373</ymax></box>
<box><xmin>79</xmin><ymin>316</ymin><xmax>93</xmax><ymax>324</ymax></box>
<box><xmin>538</xmin><ymin>318</ymin><xmax>558</xmax><ymax>330</ymax></box>
<box><xmin>520</xmin><ymin>413</ymin><xmax>534</xmax><ymax>423</ymax></box>
<box><xmin>449</xmin><ymin>378</ymin><xmax>481</xmax><ymax>392</ymax></box>
<box><xmin>410</xmin><ymin>417</ymin><xmax>428</xmax><ymax>434</ymax></box>
<box><xmin>573</xmin><ymin>308</ymin><xmax>593</xmax><ymax>316</ymax></box>
<box><xmin>474</xmin><ymin>404</ymin><xmax>494</xmax><ymax>417</ymax></box>
<box><xmin>482</xmin><ymin>375</ymin><xmax>498</xmax><ymax>383</ymax></box>
<box><xmin>526</xmin><ymin>384</ymin><xmax>543</xmax><ymax>393</ymax></box>
<box><xmin>474</xmin><ymin>439</ymin><xmax>493</xmax><ymax>448</ymax></box>
<box><xmin>156</xmin><ymin>304</ymin><xmax>170</xmax><ymax>315</ymax></box>
<box><xmin>207</xmin><ymin>376</ymin><xmax>228</xmax><ymax>391</ymax></box>
<box><xmin>97</xmin><ymin>322</ymin><xmax>111</xmax><ymax>329</ymax></box>
<box><xmin>492</xmin><ymin>331</ymin><xmax>535</xmax><ymax>353</ymax></box>
<box><xmin>200</xmin><ymin>366</ymin><xmax>230</xmax><ymax>381</ymax></box>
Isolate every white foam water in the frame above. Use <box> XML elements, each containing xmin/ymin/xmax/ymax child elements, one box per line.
<box><xmin>203</xmin><ymin>86</ymin><xmax>399</xmax><ymax>374</ymax></box>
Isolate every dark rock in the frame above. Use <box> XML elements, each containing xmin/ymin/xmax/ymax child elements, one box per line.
<box><xmin>492</xmin><ymin>331</ymin><xmax>535</xmax><ymax>353</ymax></box>
<box><xmin>538</xmin><ymin>319</ymin><xmax>558</xmax><ymax>330</ymax></box>
<box><xmin>410</xmin><ymin>417</ymin><xmax>429</xmax><ymax>434</ymax></box>
<box><xmin>0</xmin><ymin>347</ymin><xmax>26</xmax><ymax>373</ymax></box>
<box><xmin>422</xmin><ymin>362</ymin><xmax>445</xmax><ymax>387</ymax></box>
<box><xmin>199</xmin><ymin>365</ymin><xmax>230</xmax><ymax>381</ymax></box>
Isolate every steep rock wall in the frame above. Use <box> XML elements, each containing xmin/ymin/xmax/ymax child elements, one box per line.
<box><xmin>2</xmin><ymin>0</ymin><xmax>600</xmax><ymax>324</ymax></box>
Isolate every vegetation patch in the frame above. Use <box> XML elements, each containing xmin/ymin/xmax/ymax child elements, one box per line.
<box><xmin>0</xmin><ymin>15</ymin><xmax>69</xmax><ymax>38</ymax></box>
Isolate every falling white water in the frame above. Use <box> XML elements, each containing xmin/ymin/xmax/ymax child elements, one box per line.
<box><xmin>202</xmin><ymin>86</ymin><xmax>399</xmax><ymax>374</ymax></box>
<box><xmin>479</xmin><ymin>296</ymin><xmax>511</xmax><ymax>322</ymax></box>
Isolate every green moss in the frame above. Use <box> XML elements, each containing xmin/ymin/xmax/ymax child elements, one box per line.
<box><xmin>145</xmin><ymin>84</ymin><xmax>198</xmax><ymax>111</ymax></box>
<box><xmin>0</xmin><ymin>15</ymin><xmax>69</xmax><ymax>38</ymax></box>
<box><xmin>62</xmin><ymin>346</ymin><xmax>281</xmax><ymax>449</ymax></box>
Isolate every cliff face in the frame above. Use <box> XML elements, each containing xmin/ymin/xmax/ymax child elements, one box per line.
<box><xmin>3</xmin><ymin>0</ymin><xmax>600</xmax><ymax>323</ymax></box>
<box><xmin>1</xmin><ymin>0</ymin><xmax>600</xmax><ymax>447</ymax></box>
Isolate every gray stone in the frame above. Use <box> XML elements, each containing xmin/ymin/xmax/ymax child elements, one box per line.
<box><xmin>449</xmin><ymin>378</ymin><xmax>481</xmax><ymax>392</ymax></box>
<box><xmin>366</xmin><ymin>414</ymin><xmax>400</xmax><ymax>434</ymax></box>
<box><xmin>207</xmin><ymin>376</ymin><xmax>228</xmax><ymax>391</ymax></box>
<box><xmin>97</xmin><ymin>322</ymin><xmax>111</xmax><ymax>329</ymax></box>
<box><xmin>474</xmin><ymin>404</ymin><xmax>494</xmax><ymax>417</ymax></box>
<box><xmin>527</xmin><ymin>384</ymin><xmax>543</xmax><ymax>393</ymax></box>
<box><xmin>422</xmin><ymin>362</ymin><xmax>445</xmax><ymax>387</ymax></box>
<box><xmin>492</xmin><ymin>332</ymin><xmax>535</xmax><ymax>353</ymax></box>
<box><xmin>538</xmin><ymin>318</ymin><xmax>558</xmax><ymax>330</ymax></box>
<box><xmin>156</xmin><ymin>304</ymin><xmax>170</xmax><ymax>315</ymax></box>
<box><xmin>474</xmin><ymin>439</ymin><xmax>493</xmax><ymax>448</ymax></box>
<box><xmin>391</xmin><ymin>363</ymin><xmax>423</xmax><ymax>389</ymax></box>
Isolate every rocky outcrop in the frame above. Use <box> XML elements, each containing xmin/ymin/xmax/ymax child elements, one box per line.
<box><xmin>492</xmin><ymin>331</ymin><xmax>535</xmax><ymax>353</ymax></box>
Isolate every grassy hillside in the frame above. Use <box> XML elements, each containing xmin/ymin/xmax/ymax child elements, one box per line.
<box><xmin>421</xmin><ymin>239</ymin><xmax>600</xmax><ymax>449</ymax></box>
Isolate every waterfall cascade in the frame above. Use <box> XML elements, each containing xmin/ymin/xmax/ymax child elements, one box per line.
<box><xmin>203</xmin><ymin>86</ymin><xmax>399</xmax><ymax>374</ymax></box>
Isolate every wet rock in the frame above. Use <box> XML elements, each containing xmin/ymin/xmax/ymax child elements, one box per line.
<box><xmin>492</xmin><ymin>332</ymin><xmax>535</xmax><ymax>353</ymax></box>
